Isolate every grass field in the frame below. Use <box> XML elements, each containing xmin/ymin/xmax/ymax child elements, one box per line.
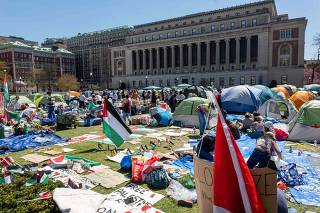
<box><xmin>2</xmin><ymin>125</ymin><xmax>320</xmax><ymax>212</ymax></box>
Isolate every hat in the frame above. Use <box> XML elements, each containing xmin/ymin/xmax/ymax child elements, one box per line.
<box><xmin>264</xmin><ymin>121</ymin><xmax>273</xmax><ymax>129</ymax></box>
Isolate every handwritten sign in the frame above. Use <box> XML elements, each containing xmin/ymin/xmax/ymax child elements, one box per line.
<box><xmin>97</xmin><ymin>183</ymin><xmax>164</xmax><ymax>213</ymax></box>
<box><xmin>193</xmin><ymin>153</ymin><xmax>277</xmax><ymax>213</ymax></box>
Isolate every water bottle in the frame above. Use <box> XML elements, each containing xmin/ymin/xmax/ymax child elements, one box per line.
<box><xmin>314</xmin><ymin>140</ymin><xmax>317</xmax><ymax>147</ymax></box>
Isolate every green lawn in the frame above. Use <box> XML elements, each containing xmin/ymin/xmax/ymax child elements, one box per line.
<box><xmin>2</xmin><ymin>125</ymin><xmax>320</xmax><ymax>212</ymax></box>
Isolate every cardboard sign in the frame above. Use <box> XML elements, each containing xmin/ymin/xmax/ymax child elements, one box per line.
<box><xmin>85</xmin><ymin>168</ymin><xmax>129</xmax><ymax>189</ymax></box>
<box><xmin>21</xmin><ymin>154</ymin><xmax>51</xmax><ymax>163</ymax></box>
<box><xmin>97</xmin><ymin>183</ymin><xmax>164</xmax><ymax>213</ymax></box>
<box><xmin>56</xmin><ymin>134</ymin><xmax>102</xmax><ymax>146</ymax></box>
<box><xmin>193</xmin><ymin>153</ymin><xmax>277</xmax><ymax>213</ymax></box>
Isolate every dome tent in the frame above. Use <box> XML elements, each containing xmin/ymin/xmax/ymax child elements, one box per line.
<box><xmin>272</xmin><ymin>86</ymin><xmax>290</xmax><ymax>99</ymax></box>
<box><xmin>172</xmin><ymin>97</ymin><xmax>216</xmax><ymax>128</ymax></box>
<box><xmin>303</xmin><ymin>84</ymin><xmax>320</xmax><ymax>93</ymax></box>
<box><xmin>289</xmin><ymin>91</ymin><xmax>315</xmax><ymax>110</ymax></box>
<box><xmin>288</xmin><ymin>100</ymin><xmax>320</xmax><ymax>142</ymax></box>
<box><xmin>258</xmin><ymin>98</ymin><xmax>297</xmax><ymax>123</ymax></box>
<box><xmin>253</xmin><ymin>85</ymin><xmax>279</xmax><ymax>104</ymax></box>
<box><xmin>221</xmin><ymin>85</ymin><xmax>263</xmax><ymax>113</ymax></box>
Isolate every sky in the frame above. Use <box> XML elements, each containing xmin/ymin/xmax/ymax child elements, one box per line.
<box><xmin>0</xmin><ymin>0</ymin><xmax>319</xmax><ymax>59</ymax></box>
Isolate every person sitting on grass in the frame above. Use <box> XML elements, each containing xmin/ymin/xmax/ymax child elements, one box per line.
<box><xmin>240</xmin><ymin>112</ymin><xmax>254</xmax><ymax>132</ymax></box>
<box><xmin>226</xmin><ymin>120</ymin><xmax>241</xmax><ymax>140</ymax></box>
<box><xmin>247</xmin><ymin>130</ymin><xmax>282</xmax><ymax>169</ymax></box>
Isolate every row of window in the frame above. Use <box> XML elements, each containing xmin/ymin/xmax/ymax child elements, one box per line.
<box><xmin>139</xmin><ymin>7</ymin><xmax>268</xmax><ymax>33</ymax></box>
<box><xmin>131</xmin><ymin>18</ymin><xmax>257</xmax><ymax>43</ymax></box>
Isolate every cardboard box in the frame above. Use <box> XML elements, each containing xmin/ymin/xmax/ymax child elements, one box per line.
<box><xmin>193</xmin><ymin>153</ymin><xmax>277</xmax><ymax>213</ymax></box>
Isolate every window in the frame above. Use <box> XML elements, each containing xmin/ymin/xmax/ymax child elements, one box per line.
<box><xmin>211</xmin><ymin>25</ymin><xmax>216</xmax><ymax>32</ymax></box>
<box><xmin>226</xmin><ymin>14</ymin><xmax>230</xmax><ymax>18</ymax></box>
<box><xmin>208</xmin><ymin>17</ymin><xmax>212</xmax><ymax>21</ymax></box>
<box><xmin>219</xmin><ymin>77</ymin><xmax>225</xmax><ymax>88</ymax></box>
<box><xmin>220</xmin><ymin>24</ymin><xmax>225</xmax><ymax>32</ymax></box>
<box><xmin>281</xmin><ymin>75</ymin><xmax>287</xmax><ymax>84</ymax></box>
<box><xmin>250</xmin><ymin>76</ymin><xmax>256</xmax><ymax>85</ymax></box>
<box><xmin>201</xmin><ymin>27</ymin><xmax>206</xmax><ymax>33</ymax></box>
<box><xmin>168</xmin><ymin>25</ymin><xmax>171</xmax><ymax>29</ymax></box>
<box><xmin>229</xmin><ymin>77</ymin><xmax>235</xmax><ymax>86</ymax></box>
<box><xmin>199</xmin><ymin>19</ymin><xmax>203</xmax><ymax>23</ymax></box>
<box><xmin>217</xmin><ymin>16</ymin><xmax>221</xmax><ymax>20</ymax></box>
<box><xmin>230</xmin><ymin>22</ymin><xmax>235</xmax><ymax>30</ymax></box>
<box><xmin>240</xmin><ymin>76</ymin><xmax>245</xmax><ymax>85</ymax></box>
<box><xmin>279</xmin><ymin>44</ymin><xmax>291</xmax><ymax>67</ymax></box>
<box><xmin>235</xmin><ymin>12</ymin><xmax>240</xmax><ymax>16</ymax></box>
<box><xmin>280</xmin><ymin>29</ymin><xmax>292</xmax><ymax>39</ymax></box>
<box><xmin>192</xmin><ymin>28</ymin><xmax>197</xmax><ymax>34</ymax></box>
<box><xmin>241</xmin><ymin>20</ymin><xmax>247</xmax><ymax>28</ymax></box>
<box><xmin>252</xmin><ymin>18</ymin><xmax>257</xmax><ymax>27</ymax></box>
<box><xmin>191</xmin><ymin>20</ymin><xmax>195</xmax><ymax>24</ymax></box>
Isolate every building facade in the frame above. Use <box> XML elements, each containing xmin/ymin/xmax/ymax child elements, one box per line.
<box><xmin>66</xmin><ymin>26</ymin><xmax>132</xmax><ymax>89</ymax></box>
<box><xmin>0</xmin><ymin>35</ymin><xmax>38</xmax><ymax>46</ymax></box>
<box><xmin>42</xmin><ymin>38</ymin><xmax>68</xmax><ymax>49</ymax></box>
<box><xmin>111</xmin><ymin>0</ymin><xmax>307</xmax><ymax>89</ymax></box>
<box><xmin>0</xmin><ymin>41</ymin><xmax>75</xmax><ymax>92</ymax></box>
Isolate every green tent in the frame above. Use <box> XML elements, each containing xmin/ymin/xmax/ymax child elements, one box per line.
<box><xmin>9</xmin><ymin>95</ymin><xmax>36</xmax><ymax>108</ymax></box>
<box><xmin>172</xmin><ymin>97</ymin><xmax>216</xmax><ymax>128</ymax></box>
<box><xmin>288</xmin><ymin>100</ymin><xmax>320</xmax><ymax>142</ymax></box>
<box><xmin>34</xmin><ymin>94</ymin><xmax>65</xmax><ymax>106</ymax></box>
<box><xmin>27</xmin><ymin>93</ymin><xmax>43</xmax><ymax>102</ymax></box>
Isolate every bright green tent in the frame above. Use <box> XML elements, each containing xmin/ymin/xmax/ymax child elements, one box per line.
<box><xmin>10</xmin><ymin>95</ymin><xmax>35</xmax><ymax>108</ymax></box>
<box><xmin>34</xmin><ymin>94</ymin><xmax>65</xmax><ymax>106</ymax></box>
<box><xmin>288</xmin><ymin>100</ymin><xmax>320</xmax><ymax>142</ymax></box>
<box><xmin>27</xmin><ymin>93</ymin><xmax>43</xmax><ymax>102</ymax></box>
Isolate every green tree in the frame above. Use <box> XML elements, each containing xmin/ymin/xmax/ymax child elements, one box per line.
<box><xmin>56</xmin><ymin>74</ymin><xmax>79</xmax><ymax>91</ymax></box>
<box><xmin>28</xmin><ymin>68</ymin><xmax>48</xmax><ymax>92</ymax></box>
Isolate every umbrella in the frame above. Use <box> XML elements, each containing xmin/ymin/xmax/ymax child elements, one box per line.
<box><xmin>176</xmin><ymin>84</ymin><xmax>192</xmax><ymax>89</ymax></box>
<box><xmin>69</xmin><ymin>91</ymin><xmax>81</xmax><ymax>97</ymax></box>
<box><xmin>142</xmin><ymin>86</ymin><xmax>162</xmax><ymax>90</ymax></box>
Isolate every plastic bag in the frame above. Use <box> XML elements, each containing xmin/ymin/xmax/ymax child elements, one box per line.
<box><xmin>146</xmin><ymin>168</ymin><xmax>169</xmax><ymax>189</ymax></box>
<box><xmin>120</xmin><ymin>155</ymin><xmax>132</xmax><ymax>170</ymax></box>
<box><xmin>166</xmin><ymin>179</ymin><xmax>197</xmax><ymax>202</ymax></box>
<box><xmin>131</xmin><ymin>156</ymin><xmax>160</xmax><ymax>183</ymax></box>
<box><xmin>177</xmin><ymin>174</ymin><xmax>195</xmax><ymax>189</ymax></box>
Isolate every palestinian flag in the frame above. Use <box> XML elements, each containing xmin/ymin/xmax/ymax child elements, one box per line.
<box><xmin>2</xmin><ymin>73</ymin><xmax>10</xmax><ymax>105</ymax></box>
<box><xmin>103</xmin><ymin>97</ymin><xmax>132</xmax><ymax>147</ymax></box>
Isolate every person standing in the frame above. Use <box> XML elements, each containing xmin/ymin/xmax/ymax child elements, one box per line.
<box><xmin>196</xmin><ymin>103</ymin><xmax>209</xmax><ymax>136</ymax></box>
<box><xmin>122</xmin><ymin>95</ymin><xmax>132</xmax><ymax>125</ymax></box>
<box><xmin>151</xmin><ymin>90</ymin><xmax>157</xmax><ymax>107</ymax></box>
<box><xmin>79</xmin><ymin>93</ymin><xmax>86</xmax><ymax>109</ymax></box>
<box><xmin>168</xmin><ymin>93</ymin><xmax>177</xmax><ymax>112</ymax></box>
<box><xmin>13</xmin><ymin>96</ymin><xmax>21</xmax><ymax>111</ymax></box>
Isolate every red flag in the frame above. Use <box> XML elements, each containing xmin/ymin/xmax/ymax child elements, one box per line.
<box><xmin>103</xmin><ymin>97</ymin><xmax>108</xmax><ymax>117</ymax></box>
<box><xmin>213</xmin><ymin>115</ymin><xmax>265</xmax><ymax>213</ymax></box>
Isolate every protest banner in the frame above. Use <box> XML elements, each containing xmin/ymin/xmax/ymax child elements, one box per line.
<box><xmin>97</xmin><ymin>183</ymin><xmax>164</xmax><ymax>213</ymax></box>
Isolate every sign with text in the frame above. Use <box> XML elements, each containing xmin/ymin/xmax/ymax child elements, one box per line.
<box><xmin>97</xmin><ymin>183</ymin><xmax>164</xmax><ymax>213</ymax></box>
<box><xmin>193</xmin><ymin>153</ymin><xmax>277</xmax><ymax>213</ymax></box>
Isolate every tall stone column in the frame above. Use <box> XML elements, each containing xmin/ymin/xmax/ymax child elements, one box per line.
<box><xmin>142</xmin><ymin>49</ymin><xmax>146</xmax><ymax>73</ymax></box>
<box><xmin>164</xmin><ymin>47</ymin><xmax>168</xmax><ymax>72</ymax></box>
<box><xmin>136</xmin><ymin>50</ymin><xmax>140</xmax><ymax>74</ymax></box>
<box><xmin>180</xmin><ymin>44</ymin><xmax>183</xmax><ymax>72</ymax></box>
<box><xmin>197</xmin><ymin>42</ymin><xmax>201</xmax><ymax>71</ymax></box>
<box><xmin>246</xmin><ymin>36</ymin><xmax>251</xmax><ymax>69</ymax></box>
<box><xmin>226</xmin><ymin>39</ymin><xmax>230</xmax><ymax>70</ymax></box>
<box><xmin>215</xmin><ymin>41</ymin><xmax>220</xmax><ymax>70</ymax></box>
<box><xmin>156</xmin><ymin>47</ymin><xmax>160</xmax><ymax>72</ymax></box>
<box><xmin>171</xmin><ymin>46</ymin><xmax>175</xmax><ymax>72</ymax></box>
<box><xmin>206</xmin><ymin>41</ymin><xmax>210</xmax><ymax>71</ymax></box>
<box><xmin>150</xmin><ymin>49</ymin><xmax>153</xmax><ymax>71</ymax></box>
<box><xmin>236</xmin><ymin>38</ymin><xmax>240</xmax><ymax>70</ymax></box>
<box><xmin>188</xmin><ymin>44</ymin><xmax>192</xmax><ymax>71</ymax></box>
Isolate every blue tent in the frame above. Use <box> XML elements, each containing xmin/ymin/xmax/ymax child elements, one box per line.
<box><xmin>221</xmin><ymin>85</ymin><xmax>262</xmax><ymax>113</ymax></box>
<box><xmin>253</xmin><ymin>85</ymin><xmax>279</xmax><ymax>104</ymax></box>
<box><xmin>151</xmin><ymin>107</ymin><xmax>172</xmax><ymax>126</ymax></box>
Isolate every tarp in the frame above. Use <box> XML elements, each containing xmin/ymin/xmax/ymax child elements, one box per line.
<box><xmin>221</xmin><ymin>85</ymin><xmax>262</xmax><ymax>113</ymax></box>
<box><xmin>289</xmin><ymin>91</ymin><xmax>315</xmax><ymax>110</ymax></box>
<box><xmin>0</xmin><ymin>133</ymin><xmax>67</xmax><ymax>153</ymax></box>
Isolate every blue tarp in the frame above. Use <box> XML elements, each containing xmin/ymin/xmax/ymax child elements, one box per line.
<box><xmin>172</xmin><ymin>155</ymin><xmax>194</xmax><ymax>175</ymax></box>
<box><xmin>151</xmin><ymin>107</ymin><xmax>172</xmax><ymax>126</ymax></box>
<box><xmin>226</xmin><ymin>114</ymin><xmax>279</xmax><ymax>124</ymax></box>
<box><xmin>0</xmin><ymin>133</ymin><xmax>67</xmax><ymax>154</ymax></box>
<box><xmin>282</xmin><ymin>149</ymin><xmax>320</xmax><ymax>207</ymax></box>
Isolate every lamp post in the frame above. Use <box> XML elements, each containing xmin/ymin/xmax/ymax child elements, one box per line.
<box><xmin>19</xmin><ymin>76</ymin><xmax>22</xmax><ymax>93</ymax></box>
<box><xmin>145</xmin><ymin>75</ymin><xmax>148</xmax><ymax>87</ymax></box>
<box><xmin>89</xmin><ymin>72</ymin><xmax>93</xmax><ymax>90</ymax></box>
